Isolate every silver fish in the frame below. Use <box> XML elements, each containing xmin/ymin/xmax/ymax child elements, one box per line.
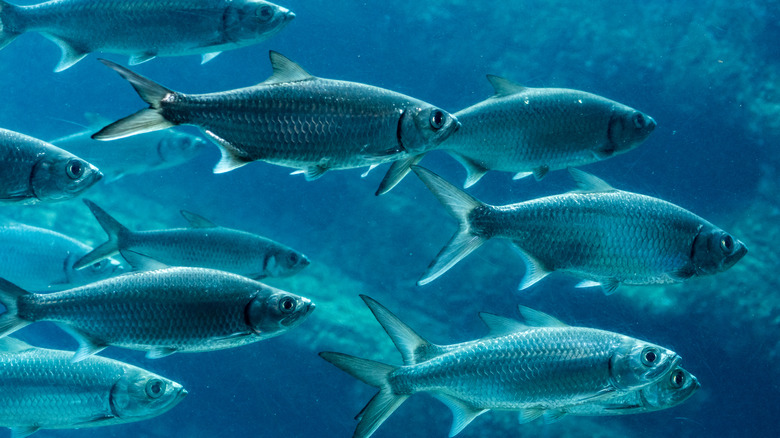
<box><xmin>0</xmin><ymin>0</ymin><xmax>295</xmax><ymax>71</ymax></box>
<box><xmin>0</xmin><ymin>267</ymin><xmax>314</xmax><ymax>361</ymax></box>
<box><xmin>374</xmin><ymin>76</ymin><xmax>656</xmax><ymax>194</ymax></box>
<box><xmin>92</xmin><ymin>52</ymin><xmax>460</xmax><ymax>191</ymax></box>
<box><xmin>0</xmin><ymin>127</ymin><xmax>101</xmax><ymax>203</ymax></box>
<box><xmin>51</xmin><ymin>113</ymin><xmax>207</xmax><ymax>182</ymax></box>
<box><xmin>0</xmin><ymin>337</ymin><xmax>186</xmax><ymax>438</ymax></box>
<box><xmin>412</xmin><ymin>166</ymin><xmax>747</xmax><ymax>293</ymax></box>
<box><xmin>74</xmin><ymin>199</ymin><xmax>310</xmax><ymax>279</ymax></box>
<box><xmin>555</xmin><ymin>366</ymin><xmax>699</xmax><ymax>420</ymax></box>
<box><xmin>320</xmin><ymin>296</ymin><xmax>680</xmax><ymax>438</ymax></box>
<box><xmin>0</xmin><ymin>221</ymin><xmax>121</xmax><ymax>291</ymax></box>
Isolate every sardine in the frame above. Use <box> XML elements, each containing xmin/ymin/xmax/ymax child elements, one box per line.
<box><xmin>0</xmin><ymin>337</ymin><xmax>186</xmax><ymax>437</ymax></box>
<box><xmin>0</xmin><ymin>0</ymin><xmax>295</xmax><ymax>71</ymax></box>
<box><xmin>51</xmin><ymin>114</ymin><xmax>207</xmax><ymax>182</ymax></box>
<box><xmin>0</xmin><ymin>221</ymin><xmax>121</xmax><ymax>291</ymax></box>
<box><xmin>374</xmin><ymin>76</ymin><xmax>656</xmax><ymax>194</ymax></box>
<box><xmin>74</xmin><ymin>199</ymin><xmax>310</xmax><ymax>279</ymax></box>
<box><xmin>412</xmin><ymin>166</ymin><xmax>747</xmax><ymax>293</ymax></box>
<box><xmin>0</xmin><ymin>267</ymin><xmax>314</xmax><ymax>361</ymax></box>
<box><xmin>0</xmin><ymin>127</ymin><xmax>101</xmax><ymax>203</ymax></box>
<box><xmin>320</xmin><ymin>295</ymin><xmax>680</xmax><ymax>438</ymax></box>
<box><xmin>92</xmin><ymin>52</ymin><xmax>460</xmax><ymax>192</ymax></box>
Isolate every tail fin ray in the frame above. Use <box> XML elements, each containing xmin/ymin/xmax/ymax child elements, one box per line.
<box><xmin>0</xmin><ymin>278</ymin><xmax>30</xmax><ymax>338</ymax></box>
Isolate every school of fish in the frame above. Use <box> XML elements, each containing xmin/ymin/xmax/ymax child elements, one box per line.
<box><xmin>0</xmin><ymin>0</ymin><xmax>746</xmax><ymax>437</ymax></box>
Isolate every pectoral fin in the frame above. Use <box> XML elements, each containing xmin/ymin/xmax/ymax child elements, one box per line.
<box><xmin>146</xmin><ymin>347</ymin><xmax>177</xmax><ymax>359</ymax></box>
<box><xmin>129</xmin><ymin>52</ymin><xmax>156</xmax><ymax>65</ymax></box>
<box><xmin>201</xmin><ymin>52</ymin><xmax>222</xmax><ymax>64</ymax></box>
<box><xmin>10</xmin><ymin>425</ymin><xmax>41</xmax><ymax>438</ymax></box>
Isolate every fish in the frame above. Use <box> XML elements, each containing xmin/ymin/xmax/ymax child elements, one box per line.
<box><xmin>320</xmin><ymin>295</ymin><xmax>680</xmax><ymax>438</ymax></box>
<box><xmin>412</xmin><ymin>166</ymin><xmax>748</xmax><ymax>293</ymax></box>
<box><xmin>0</xmin><ymin>267</ymin><xmax>315</xmax><ymax>361</ymax></box>
<box><xmin>0</xmin><ymin>337</ymin><xmax>186</xmax><ymax>438</ymax></box>
<box><xmin>0</xmin><ymin>221</ymin><xmax>122</xmax><ymax>291</ymax></box>
<box><xmin>374</xmin><ymin>76</ymin><xmax>656</xmax><ymax>194</ymax></box>
<box><xmin>554</xmin><ymin>365</ymin><xmax>699</xmax><ymax>420</ymax></box>
<box><xmin>91</xmin><ymin>51</ymin><xmax>460</xmax><ymax>192</ymax></box>
<box><xmin>50</xmin><ymin>113</ymin><xmax>207</xmax><ymax>182</ymax></box>
<box><xmin>0</xmin><ymin>0</ymin><xmax>295</xmax><ymax>71</ymax></box>
<box><xmin>74</xmin><ymin>199</ymin><xmax>310</xmax><ymax>279</ymax></box>
<box><xmin>0</xmin><ymin>127</ymin><xmax>101</xmax><ymax>203</ymax></box>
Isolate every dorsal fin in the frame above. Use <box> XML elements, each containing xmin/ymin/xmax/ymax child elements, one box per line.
<box><xmin>0</xmin><ymin>337</ymin><xmax>34</xmax><ymax>354</ymax></box>
<box><xmin>264</xmin><ymin>51</ymin><xmax>314</xmax><ymax>84</ymax></box>
<box><xmin>517</xmin><ymin>306</ymin><xmax>568</xmax><ymax>327</ymax></box>
<box><xmin>568</xmin><ymin>168</ymin><xmax>615</xmax><ymax>193</ymax></box>
<box><xmin>180</xmin><ymin>210</ymin><xmax>217</xmax><ymax>228</ymax></box>
<box><xmin>479</xmin><ymin>312</ymin><xmax>530</xmax><ymax>337</ymax></box>
<box><xmin>486</xmin><ymin>74</ymin><xmax>528</xmax><ymax>97</ymax></box>
<box><xmin>360</xmin><ymin>295</ymin><xmax>443</xmax><ymax>365</ymax></box>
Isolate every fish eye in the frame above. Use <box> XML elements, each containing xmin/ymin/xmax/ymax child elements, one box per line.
<box><xmin>720</xmin><ymin>234</ymin><xmax>735</xmax><ymax>254</ymax></box>
<box><xmin>256</xmin><ymin>5</ymin><xmax>273</xmax><ymax>21</ymax></box>
<box><xmin>670</xmin><ymin>369</ymin><xmax>686</xmax><ymax>388</ymax></box>
<box><xmin>633</xmin><ymin>113</ymin><xmax>645</xmax><ymax>129</ymax></box>
<box><xmin>641</xmin><ymin>347</ymin><xmax>658</xmax><ymax>367</ymax></box>
<box><xmin>288</xmin><ymin>252</ymin><xmax>298</xmax><ymax>264</ymax></box>
<box><xmin>145</xmin><ymin>379</ymin><xmax>166</xmax><ymax>399</ymax></box>
<box><xmin>279</xmin><ymin>296</ymin><xmax>296</xmax><ymax>313</ymax></box>
<box><xmin>66</xmin><ymin>160</ymin><xmax>85</xmax><ymax>180</ymax></box>
<box><xmin>429</xmin><ymin>110</ymin><xmax>445</xmax><ymax>130</ymax></box>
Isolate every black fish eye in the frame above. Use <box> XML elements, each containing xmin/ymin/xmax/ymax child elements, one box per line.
<box><xmin>429</xmin><ymin>110</ymin><xmax>445</xmax><ymax>130</ymax></box>
<box><xmin>670</xmin><ymin>369</ymin><xmax>685</xmax><ymax>388</ymax></box>
<box><xmin>66</xmin><ymin>160</ymin><xmax>84</xmax><ymax>180</ymax></box>
<box><xmin>145</xmin><ymin>379</ymin><xmax>165</xmax><ymax>399</ymax></box>
<box><xmin>633</xmin><ymin>113</ymin><xmax>645</xmax><ymax>129</ymax></box>
<box><xmin>279</xmin><ymin>297</ymin><xmax>296</xmax><ymax>313</ymax></box>
<box><xmin>257</xmin><ymin>5</ymin><xmax>273</xmax><ymax>21</ymax></box>
<box><xmin>288</xmin><ymin>253</ymin><xmax>298</xmax><ymax>263</ymax></box>
<box><xmin>720</xmin><ymin>234</ymin><xmax>735</xmax><ymax>254</ymax></box>
<box><xmin>641</xmin><ymin>347</ymin><xmax>658</xmax><ymax>366</ymax></box>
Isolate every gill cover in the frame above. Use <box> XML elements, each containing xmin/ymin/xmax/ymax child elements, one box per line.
<box><xmin>31</xmin><ymin>153</ymin><xmax>102</xmax><ymax>202</ymax></box>
<box><xmin>398</xmin><ymin>106</ymin><xmax>460</xmax><ymax>154</ymax></box>
<box><xmin>690</xmin><ymin>225</ymin><xmax>748</xmax><ymax>276</ymax></box>
<box><xmin>608</xmin><ymin>339</ymin><xmax>679</xmax><ymax>391</ymax></box>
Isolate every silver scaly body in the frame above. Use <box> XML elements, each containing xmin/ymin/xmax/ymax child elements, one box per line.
<box><xmin>0</xmin><ymin>337</ymin><xmax>186</xmax><ymax>437</ymax></box>
<box><xmin>320</xmin><ymin>296</ymin><xmax>681</xmax><ymax>438</ymax></box>
<box><xmin>0</xmin><ymin>267</ymin><xmax>314</xmax><ymax>361</ymax></box>
<box><xmin>0</xmin><ymin>0</ymin><xmax>295</xmax><ymax>71</ymax></box>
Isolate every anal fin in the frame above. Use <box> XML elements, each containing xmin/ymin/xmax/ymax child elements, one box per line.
<box><xmin>431</xmin><ymin>393</ymin><xmax>487</xmax><ymax>437</ymax></box>
<box><xmin>41</xmin><ymin>34</ymin><xmax>89</xmax><ymax>72</ymax></box>
<box><xmin>205</xmin><ymin>130</ymin><xmax>252</xmax><ymax>173</ymax></box>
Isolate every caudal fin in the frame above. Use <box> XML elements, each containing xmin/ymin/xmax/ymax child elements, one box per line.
<box><xmin>411</xmin><ymin>166</ymin><xmax>488</xmax><ymax>285</ymax></box>
<box><xmin>73</xmin><ymin>199</ymin><xmax>128</xmax><ymax>270</ymax></box>
<box><xmin>92</xmin><ymin>59</ymin><xmax>175</xmax><ymax>140</ymax></box>
<box><xmin>0</xmin><ymin>278</ymin><xmax>30</xmax><ymax>338</ymax></box>
<box><xmin>319</xmin><ymin>352</ymin><xmax>406</xmax><ymax>438</ymax></box>
<box><xmin>0</xmin><ymin>1</ymin><xmax>22</xmax><ymax>52</ymax></box>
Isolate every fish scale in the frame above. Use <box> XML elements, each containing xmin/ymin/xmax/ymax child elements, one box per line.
<box><xmin>0</xmin><ymin>0</ymin><xmax>295</xmax><ymax>70</ymax></box>
<box><xmin>0</xmin><ymin>338</ymin><xmax>186</xmax><ymax>435</ymax></box>
<box><xmin>412</xmin><ymin>166</ymin><xmax>747</xmax><ymax>292</ymax></box>
<box><xmin>93</xmin><ymin>52</ymin><xmax>459</xmax><ymax>187</ymax></box>
<box><xmin>0</xmin><ymin>267</ymin><xmax>314</xmax><ymax>360</ymax></box>
<box><xmin>320</xmin><ymin>296</ymin><xmax>680</xmax><ymax>438</ymax></box>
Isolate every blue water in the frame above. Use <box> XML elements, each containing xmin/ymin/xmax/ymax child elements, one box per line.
<box><xmin>0</xmin><ymin>1</ymin><xmax>777</xmax><ymax>437</ymax></box>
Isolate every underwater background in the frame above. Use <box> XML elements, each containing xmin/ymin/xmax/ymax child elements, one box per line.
<box><xmin>0</xmin><ymin>0</ymin><xmax>778</xmax><ymax>437</ymax></box>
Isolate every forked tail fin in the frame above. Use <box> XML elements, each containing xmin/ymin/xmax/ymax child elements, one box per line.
<box><xmin>319</xmin><ymin>352</ymin><xmax>407</xmax><ymax>438</ymax></box>
<box><xmin>0</xmin><ymin>278</ymin><xmax>30</xmax><ymax>338</ymax></box>
<box><xmin>73</xmin><ymin>199</ymin><xmax>129</xmax><ymax>270</ymax></box>
<box><xmin>0</xmin><ymin>1</ymin><xmax>22</xmax><ymax>52</ymax></box>
<box><xmin>411</xmin><ymin>166</ymin><xmax>488</xmax><ymax>285</ymax></box>
<box><xmin>92</xmin><ymin>59</ymin><xmax>176</xmax><ymax>140</ymax></box>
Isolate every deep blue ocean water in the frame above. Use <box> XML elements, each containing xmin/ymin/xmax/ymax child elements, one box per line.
<box><xmin>0</xmin><ymin>1</ymin><xmax>778</xmax><ymax>437</ymax></box>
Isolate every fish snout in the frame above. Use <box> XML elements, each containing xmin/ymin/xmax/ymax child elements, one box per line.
<box><xmin>285</xmin><ymin>10</ymin><xmax>296</xmax><ymax>21</ymax></box>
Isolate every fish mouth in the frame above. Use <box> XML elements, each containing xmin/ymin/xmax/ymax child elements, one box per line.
<box><xmin>286</xmin><ymin>10</ymin><xmax>296</xmax><ymax>20</ymax></box>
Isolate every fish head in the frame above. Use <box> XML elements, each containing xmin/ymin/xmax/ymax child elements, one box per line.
<box><xmin>246</xmin><ymin>290</ymin><xmax>315</xmax><ymax>335</ymax></box>
<box><xmin>690</xmin><ymin>225</ymin><xmax>748</xmax><ymax>276</ymax></box>
<box><xmin>600</xmin><ymin>107</ymin><xmax>656</xmax><ymax>158</ymax></box>
<box><xmin>399</xmin><ymin>105</ymin><xmax>460</xmax><ymax>154</ymax></box>
<box><xmin>109</xmin><ymin>370</ymin><xmax>187</xmax><ymax>423</ymax></box>
<box><xmin>262</xmin><ymin>248</ymin><xmax>311</xmax><ymax>278</ymax></box>
<box><xmin>636</xmin><ymin>366</ymin><xmax>700</xmax><ymax>411</ymax></box>
<box><xmin>31</xmin><ymin>151</ymin><xmax>102</xmax><ymax>202</ymax></box>
<box><xmin>65</xmin><ymin>252</ymin><xmax>124</xmax><ymax>285</ymax></box>
<box><xmin>609</xmin><ymin>338</ymin><xmax>679</xmax><ymax>391</ymax></box>
<box><xmin>156</xmin><ymin>132</ymin><xmax>208</xmax><ymax>164</ymax></box>
<box><xmin>224</xmin><ymin>0</ymin><xmax>296</xmax><ymax>43</ymax></box>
